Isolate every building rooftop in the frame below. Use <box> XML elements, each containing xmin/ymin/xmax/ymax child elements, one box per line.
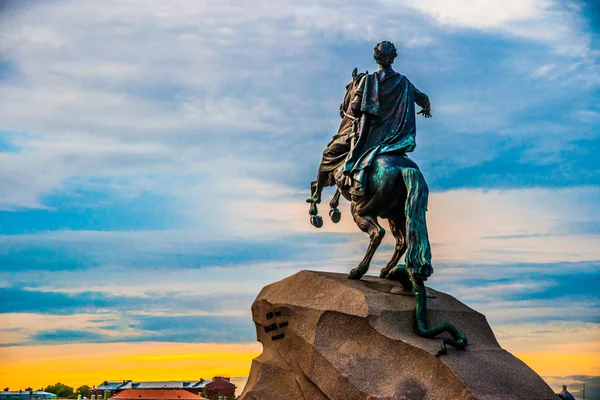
<box><xmin>1</xmin><ymin>392</ymin><xmax>55</xmax><ymax>396</ymax></box>
<box><xmin>95</xmin><ymin>380</ymin><xmax>226</xmax><ymax>392</ymax></box>
<box><xmin>94</xmin><ymin>378</ymin><xmax>235</xmax><ymax>393</ymax></box>
<box><xmin>185</xmin><ymin>382</ymin><xmax>209</xmax><ymax>389</ymax></box>
<box><xmin>97</xmin><ymin>382</ymin><xmax>128</xmax><ymax>391</ymax></box>
<box><xmin>133</xmin><ymin>383</ymin><xmax>183</xmax><ymax>390</ymax></box>
<box><xmin>110</xmin><ymin>390</ymin><xmax>205</xmax><ymax>400</ymax></box>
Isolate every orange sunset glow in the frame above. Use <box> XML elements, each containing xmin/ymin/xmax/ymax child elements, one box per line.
<box><xmin>1</xmin><ymin>0</ymin><xmax>598</xmax><ymax>399</ymax></box>
<box><xmin>0</xmin><ymin>343</ymin><xmax>262</xmax><ymax>390</ymax></box>
<box><xmin>2</xmin><ymin>340</ymin><xmax>598</xmax><ymax>392</ymax></box>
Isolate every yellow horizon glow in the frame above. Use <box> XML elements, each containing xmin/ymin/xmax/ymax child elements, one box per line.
<box><xmin>1</xmin><ymin>340</ymin><xmax>598</xmax><ymax>392</ymax></box>
<box><xmin>516</xmin><ymin>352</ymin><xmax>600</xmax><ymax>377</ymax></box>
<box><xmin>0</xmin><ymin>342</ymin><xmax>262</xmax><ymax>390</ymax></box>
<box><xmin>514</xmin><ymin>343</ymin><xmax>600</xmax><ymax>378</ymax></box>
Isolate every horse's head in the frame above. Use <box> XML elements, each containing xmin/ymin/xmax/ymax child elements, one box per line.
<box><xmin>341</xmin><ymin>68</ymin><xmax>367</xmax><ymax>117</ymax></box>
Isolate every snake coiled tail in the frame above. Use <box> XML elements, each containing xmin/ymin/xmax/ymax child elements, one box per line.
<box><xmin>400</xmin><ymin>167</ymin><xmax>468</xmax><ymax>356</ymax></box>
<box><xmin>414</xmin><ymin>277</ymin><xmax>468</xmax><ymax>357</ymax></box>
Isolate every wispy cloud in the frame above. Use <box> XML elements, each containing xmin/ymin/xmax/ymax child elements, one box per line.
<box><xmin>0</xmin><ymin>0</ymin><xmax>598</xmax><ymax>388</ymax></box>
<box><xmin>0</xmin><ymin>0</ymin><xmax>598</xmax><ymax>209</ymax></box>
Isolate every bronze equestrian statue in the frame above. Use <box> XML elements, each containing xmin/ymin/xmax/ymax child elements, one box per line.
<box><xmin>307</xmin><ymin>41</ymin><xmax>467</xmax><ymax>355</ymax></box>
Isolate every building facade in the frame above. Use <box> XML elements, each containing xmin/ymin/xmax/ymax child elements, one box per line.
<box><xmin>94</xmin><ymin>378</ymin><xmax>235</xmax><ymax>400</ymax></box>
<box><xmin>199</xmin><ymin>378</ymin><xmax>235</xmax><ymax>400</ymax></box>
<box><xmin>110</xmin><ymin>390</ymin><xmax>205</xmax><ymax>400</ymax></box>
<box><xmin>1</xmin><ymin>391</ymin><xmax>56</xmax><ymax>400</ymax></box>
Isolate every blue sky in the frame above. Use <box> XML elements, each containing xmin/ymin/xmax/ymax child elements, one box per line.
<box><xmin>0</xmin><ymin>0</ymin><xmax>599</xmax><ymax>393</ymax></box>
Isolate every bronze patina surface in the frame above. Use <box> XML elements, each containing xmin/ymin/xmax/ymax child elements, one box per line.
<box><xmin>307</xmin><ymin>41</ymin><xmax>466</xmax><ymax>354</ymax></box>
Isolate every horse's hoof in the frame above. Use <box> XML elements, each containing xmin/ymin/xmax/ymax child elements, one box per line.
<box><xmin>347</xmin><ymin>271</ymin><xmax>361</xmax><ymax>280</ymax></box>
<box><xmin>329</xmin><ymin>208</ymin><xmax>341</xmax><ymax>223</ymax></box>
<box><xmin>347</xmin><ymin>266</ymin><xmax>366</xmax><ymax>280</ymax></box>
<box><xmin>310</xmin><ymin>215</ymin><xmax>323</xmax><ymax>228</ymax></box>
<box><xmin>379</xmin><ymin>267</ymin><xmax>389</xmax><ymax>279</ymax></box>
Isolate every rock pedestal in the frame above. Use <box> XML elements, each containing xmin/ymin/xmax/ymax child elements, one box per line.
<box><xmin>240</xmin><ymin>270</ymin><xmax>558</xmax><ymax>400</ymax></box>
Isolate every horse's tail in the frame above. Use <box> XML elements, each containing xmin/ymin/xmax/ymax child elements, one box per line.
<box><xmin>400</xmin><ymin>167</ymin><xmax>433</xmax><ymax>280</ymax></box>
<box><xmin>401</xmin><ymin>168</ymin><xmax>467</xmax><ymax>355</ymax></box>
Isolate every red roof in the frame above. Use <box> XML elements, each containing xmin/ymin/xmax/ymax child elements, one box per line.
<box><xmin>110</xmin><ymin>390</ymin><xmax>205</xmax><ymax>400</ymax></box>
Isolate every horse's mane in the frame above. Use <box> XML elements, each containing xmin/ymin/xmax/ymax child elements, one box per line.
<box><xmin>337</xmin><ymin>71</ymin><xmax>367</xmax><ymax>136</ymax></box>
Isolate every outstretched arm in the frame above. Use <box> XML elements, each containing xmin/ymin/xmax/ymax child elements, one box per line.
<box><xmin>413</xmin><ymin>85</ymin><xmax>432</xmax><ymax>118</ymax></box>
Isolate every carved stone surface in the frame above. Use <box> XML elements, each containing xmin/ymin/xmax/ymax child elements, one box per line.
<box><xmin>240</xmin><ymin>270</ymin><xmax>558</xmax><ymax>400</ymax></box>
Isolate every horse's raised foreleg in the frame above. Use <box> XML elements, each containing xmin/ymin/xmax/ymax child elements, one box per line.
<box><xmin>329</xmin><ymin>188</ymin><xmax>342</xmax><ymax>223</ymax></box>
<box><xmin>380</xmin><ymin>214</ymin><xmax>407</xmax><ymax>280</ymax></box>
<box><xmin>348</xmin><ymin>207</ymin><xmax>385</xmax><ymax>280</ymax></box>
<box><xmin>308</xmin><ymin>181</ymin><xmax>323</xmax><ymax>228</ymax></box>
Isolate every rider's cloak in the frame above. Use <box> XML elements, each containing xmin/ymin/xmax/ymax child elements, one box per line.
<box><xmin>343</xmin><ymin>69</ymin><xmax>430</xmax><ymax>195</ymax></box>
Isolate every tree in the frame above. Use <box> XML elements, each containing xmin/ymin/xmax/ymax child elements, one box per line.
<box><xmin>44</xmin><ymin>383</ymin><xmax>74</xmax><ymax>399</ymax></box>
<box><xmin>75</xmin><ymin>386</ymin><xmax>91</xmax><ymax>399</ymax></box>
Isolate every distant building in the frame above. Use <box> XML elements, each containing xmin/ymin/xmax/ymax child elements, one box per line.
<box><xmin>0</xmin><ymin>391</ymin><xmax>56</xmax><ymax>400</ymax></box>
<box><xmin>94</xmin><ymin>378</ymin><xmax>235</xmax><ymax>400</ymax></box>
<box><xmin>197</xmin><ymin>378</ymin><xmax>236</xmax><ymax>400</ymax></box>
<box><xmin>110</xmin><ymin>390</ymin><xmax>205</xmax><ymax>400</ymax></box>
<box><xmin>557</xmin><ymin>385</ymin><xmax>576</xmax><ymax>400</ymax></box>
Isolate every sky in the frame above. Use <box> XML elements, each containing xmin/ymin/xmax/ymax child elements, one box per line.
<box><xmin>0</xmin><ymin>0</ymin><xmax>599</xmax><ymax>398</ymax></box>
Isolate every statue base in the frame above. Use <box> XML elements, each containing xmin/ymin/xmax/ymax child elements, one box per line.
<box><xmin>240</xmin><ymin>270</ymin><xmax>558</xmax><ymax>400</ymax></box>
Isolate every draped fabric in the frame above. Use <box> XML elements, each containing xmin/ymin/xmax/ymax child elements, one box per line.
<box><xmin>318</xmin><ymin>134</ymin><xmax>352</xmax><ymax>186</ymax></box>
<box><xmin>316</xmin><ymin>78</ymin><xmax>363</xmax><ymax>185</ymax></box>
<box><xmin>343</xmin><ymin>69</ymin><xmax>429</xmax><ymax>195</ymax></box>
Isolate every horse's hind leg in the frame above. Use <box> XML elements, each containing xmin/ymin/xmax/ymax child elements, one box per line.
<box><xmin>348</xmin><ymin>206</ymin><xmax>385</xmax><ymax>280</ymax></box>
<box><xmin>329</xmin><ymin>189</ymin><xmax>342</xmax><ymax>223</ymax></box>
<box><xmin>380</xmin><ymin>214</ymin><xmax>407</xmax><ymax>279</ymax></box>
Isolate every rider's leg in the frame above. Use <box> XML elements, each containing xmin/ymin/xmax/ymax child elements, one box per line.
<box><xmin>308</xmin><ymin>135</ymin><xmax>351</xmax><ymax>204</ymax></box>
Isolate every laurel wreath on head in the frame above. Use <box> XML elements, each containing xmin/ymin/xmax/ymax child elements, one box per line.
<box><xmin>374</xmin><ymin>41</ymin><xmax>397</xmax><ymax>65</ymax></box>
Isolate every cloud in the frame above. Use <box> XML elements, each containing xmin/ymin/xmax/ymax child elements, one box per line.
<box><xmin>399</xmin><ymin>0</ymin><xmax>548</xmax><ymax>29</ymax></box>
<box><xmin>426</xmin><ymin>132</ymin><xmax>600</xmax><ymax>191</ymax></box>
<box><xmin>0</xmin><ymin>0</ymin><xmax>597</xmax><ymax>212</ymax></box>
<box><xmin>0</xmin><ymin>285</ymin><xmax>260</xmax><ymax>317</ymax></box>
<box><xmin>130</xmin><ymin>315</ymin><xmax>255</xmax><ymax>343</ymax></box>
<box><xmin>0</xmin><ymin>0</ymin><xmax>598</xmax><ymax>380</ymax></box>
<box><xmin>2</xmin><ymin>184</ymin><xmax>600</xmax><ymax>272</ymax></box>
<box><xmin>428</xmin><ymin>260</ymin><xmax>600</xmax><ymax>327</ymax></box>
<box><xmin>457</xmin><ymin>266</ymin><xmax>599</xmax><ymax>304</ymax></box>
<box><xmin>531</xmin><ymin>63</ymin><xmax>556</xmax><ymax>78</ymax></box>
<box><xmin>22</xmin><ymin>315</ymin><xmax>255</xmax><ymax>346</ymax></box>
<box><xmin>399</xmin><ymin>0</ymin><xmax>595</xmax><ymax>57</ymax></box>
<box><xmin>0</xmin><ymin>287</ymin><xmax>141</xmax><ymax>315</ymax></box>
<box><xmin>0</xmin><ymin>187</ymin><xmax>182</xmax><ymax>232</ymax></box>
<box><xmin>0</xmin><ymin>258</ymin><xmax>598</xmax><ymax>346</ymax></box>
<box><xmin>30</xmin><ymin>329</ymin><xmax>107</xmax><ymax>344</ymax></box>
<box><xmin>0</xmin><ymin>229</ymin><xmax>356</xmax><ymax>275</ymax></box>
<box><xmin>0</xmin><ymin>310</ymin><xmax>255</xmax><ymax>346</ymax></box>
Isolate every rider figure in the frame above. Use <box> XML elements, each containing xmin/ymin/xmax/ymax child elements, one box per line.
<box><xmin>307</xmin><ymin>41</ymin><xmax>431</xmax><ymax>203</ymax></box>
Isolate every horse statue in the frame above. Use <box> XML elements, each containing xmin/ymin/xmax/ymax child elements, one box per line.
<box><xmin>307</xmin><ymin>66</ymin><xmax>468</xmax><ymax>356</ymax></box>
